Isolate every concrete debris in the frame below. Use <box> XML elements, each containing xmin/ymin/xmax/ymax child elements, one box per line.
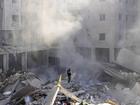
<box><xmin>102</xmin><ymin>63</ymin><xmax>140</xmax><ymax>88</ymax></box>
<box><xmin>117</xmin><ymin>48</ymin><xmax>140</xmax><ymax>74</ymax></box>
<box><xmin>0</xmin><ymin>69</ymin><xmax>139</xmax><ymax>105</ymax></box>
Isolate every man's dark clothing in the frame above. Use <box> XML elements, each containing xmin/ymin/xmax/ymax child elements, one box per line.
<box><xmin>67</xmin><ymin>69</ymin><xmax>71</xmax><ymax>83</ymax></box>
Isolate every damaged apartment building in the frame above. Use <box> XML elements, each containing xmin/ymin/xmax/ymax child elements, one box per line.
<box><xmin>69</xmin><ymin>0</ymin><xmax>138</xmax><ymax>64</ymax></box>
<box><xmin>0</xmin><ymin>0</ymin><xmax>60</xmax><ymax>73</ymax></box>
<box><xmin>0</xmin><ymin>0</ymin><xmax>139</xmax><ymax>73</ymax></box>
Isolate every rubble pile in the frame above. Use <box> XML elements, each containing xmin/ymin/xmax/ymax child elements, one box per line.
<box><xmin>0</xmin><ymin>71</ymin><xmax>116</xmax><ymax>105</ymax></box>
<box><xmin>0</xmin><ymin>70</ymin><xmax>139</xmax><ymax>105</ymax></box>
<box><xmin>0</xmin><ymin>72</ymin><xmax>45</xmax><ymax>105</ymax></box>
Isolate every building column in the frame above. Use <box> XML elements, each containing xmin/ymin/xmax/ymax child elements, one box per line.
<box><xmin>46</xmin><ymin>50</ymin><xmax>49</xmax><ymax>67</ymax></box>
<box><xmin>3</xmin><ymin>54</ymin><xmax>9</xmax><ymax>72</ymax></box>
<box><xmin>91</xmin><ymin>48</ymin><xmax>95</xmax><ymax>60</ymax></box>
<box><xmin>21</xmin><ymin>52</ymin><xmax>27</xmax><ymax>71</ymax></box>
<box><xmin>110</xmin><ymin>48</ymin><xmax>115</xmax><ymax>63</ymax></box>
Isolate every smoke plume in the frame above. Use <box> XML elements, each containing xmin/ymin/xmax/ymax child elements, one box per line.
<box><xmin>21</xmin><ymin>0</ymin><xmax>91</xmax><ymax>46</ymax></box>
<box><xmin>20</xmin><ymin>0</ymin><xmax>108</xmax><ymax>82</ymax></box>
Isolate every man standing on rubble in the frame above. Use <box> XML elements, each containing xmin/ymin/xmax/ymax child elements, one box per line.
<box><xmin>67</xmin><ymin>68</ymin><xmax>72</xmax><ymax>83</ymax></box>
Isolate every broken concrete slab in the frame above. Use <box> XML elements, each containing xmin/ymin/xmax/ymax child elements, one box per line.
<box><xmin>117</xmin><ymin>48</ymin><xmax>140</xmax><ymax>74</ymax></box>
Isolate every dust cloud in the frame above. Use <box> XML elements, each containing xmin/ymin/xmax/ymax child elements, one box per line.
<box><xmin>12</xmin><ymin>0</ymin><xmax>140</xmax><ymax>104</ymax></box>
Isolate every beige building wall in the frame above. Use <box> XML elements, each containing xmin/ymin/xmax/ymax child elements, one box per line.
<box><xmin>74</xmin><ymin>0</ymin><xmax>139</xmax><ymax>63</ymax></box>
<box><xmin>74</xmin><ymin>0</ymin><xmax>121</xmax><ymax>62</ymax></box>
<box><xmin>3</xmin><ymin>0</ymin><xmax>21</xmax><ymax>30</ymax></box>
